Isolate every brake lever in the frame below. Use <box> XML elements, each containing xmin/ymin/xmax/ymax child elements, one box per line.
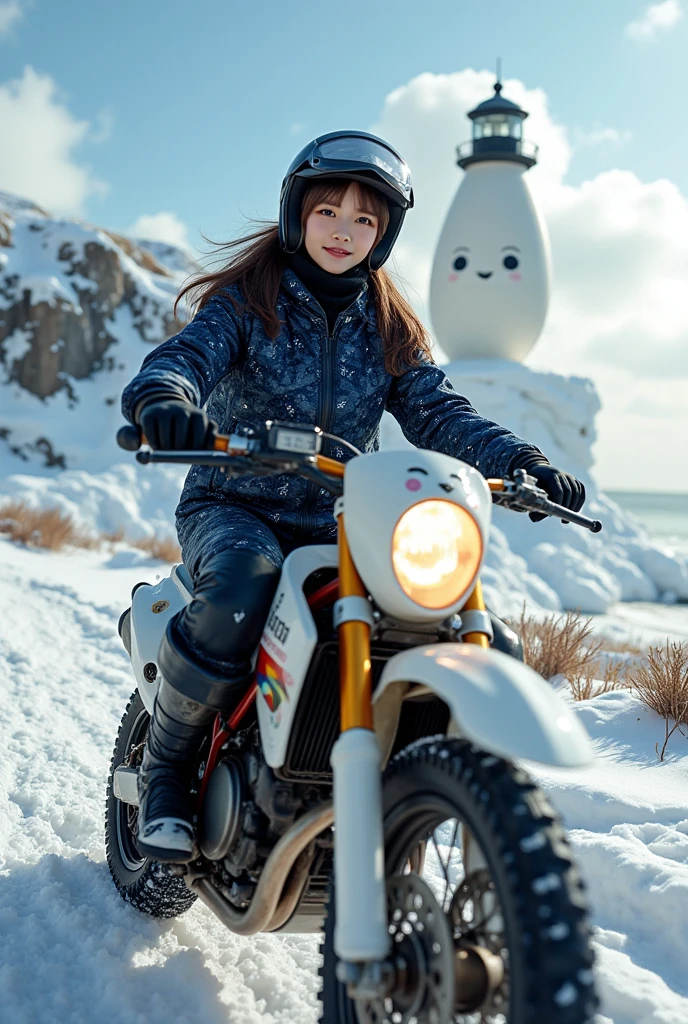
<box><xmin>493</xmin><ymin>471</ymin><xmax>602</xmax><ymax>533</ymax></box>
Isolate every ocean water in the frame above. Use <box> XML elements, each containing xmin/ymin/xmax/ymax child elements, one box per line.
<box><xmin>607</xmin><ymin>491</ymin><xmax>688</xmax><ymax>552</ymax></box>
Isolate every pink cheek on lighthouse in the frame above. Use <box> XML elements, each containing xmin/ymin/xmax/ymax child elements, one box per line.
<box><xmin>448</xmin><ymin>273</ymin><xmax>459</xmax><ymax>283</ymax></box>
<box><xmin>406</xmin><ymin>479</ymin><xmax>422</xmax><ymax>492</ymax></box>
<box><xmin>509</xmin><ymin>272</ymin><xmax>522</xmax><ymax>282</ymax></box>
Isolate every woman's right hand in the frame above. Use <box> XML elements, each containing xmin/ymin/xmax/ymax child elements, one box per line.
<box><xmin>137</xmin><ymin>397</ymin><xmax>217</xmax><ymax>450</ymax></box>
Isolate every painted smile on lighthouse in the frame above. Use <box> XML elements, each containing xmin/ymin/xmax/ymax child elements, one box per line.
<box><xmin>447</xmin><ymin>245</ymin><xmax>523</xmax><ymax>283</ymax></box>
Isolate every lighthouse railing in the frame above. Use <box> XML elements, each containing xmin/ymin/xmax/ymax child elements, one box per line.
<box><xmin>456</xmin><ymin>138</ymin><xmax>539</xmax><ymax>162</ymax></box>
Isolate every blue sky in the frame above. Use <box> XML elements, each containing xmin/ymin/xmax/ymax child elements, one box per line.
<box><xmin>2</xmin><ymin>0</ymin><xmax>687</xmax><ymax>239</ymax></box>
<box><xmin>2</xmin><ymin>0</ymin><xmax>688</xmax><ymax>491</ymax></box>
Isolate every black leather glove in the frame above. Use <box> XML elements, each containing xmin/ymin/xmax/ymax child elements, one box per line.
<box><xmin>511</xmin><ymin>454</ymin><xmax>586</xmax><ymax>523</ymax></box>
<box><xmin>136</xmin><ymin>396</ymin><xmax>217</xmax><ymax>450</ymax></box>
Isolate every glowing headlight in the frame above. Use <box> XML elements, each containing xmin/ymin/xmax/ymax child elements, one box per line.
<box><xmin>392</xmin><ymin>500</ymin><xmax>483</xmax><ymax>609</ymax></box>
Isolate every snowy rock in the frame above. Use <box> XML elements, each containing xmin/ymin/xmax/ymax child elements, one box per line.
<box><xmin>528</xmin><ymin>542</ymin><xmax>622</xmax><ymax>613</ymax></box>
<box><xmin>623</xmin><ymin>539</ymin><xmax>688</xmax><ymax>602</ymax></box>
<box><xmin>0</xmin><ymin>189</ymin><xmax>198</xmax><ymax>466</ymax></box>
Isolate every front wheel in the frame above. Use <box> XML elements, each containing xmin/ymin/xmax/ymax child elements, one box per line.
<box><xmin>319</xmin><ymin>737</ymin><xmax>598</xmax><ymax>1024</ymax></box>
<box><xmin>105</xmin><ymin>690</ymin><xmax>197</xmax><ymax>918</ymax></box>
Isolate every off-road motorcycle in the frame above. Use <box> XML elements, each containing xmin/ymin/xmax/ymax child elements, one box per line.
<box><xmin>107</xmin><ymin>420</ymin><xmax>603</xmax><ymax>1024</ymax></box>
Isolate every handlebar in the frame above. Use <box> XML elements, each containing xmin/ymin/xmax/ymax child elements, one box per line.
<box><xmin>117</xmin><ymin>423</ymin><xmax>602</xmax><ymax>533</ymax></box>
<box><xmin>488</xmin><ymin>469</ymin><xmax>602</xmax><ymax>533</ymax></box>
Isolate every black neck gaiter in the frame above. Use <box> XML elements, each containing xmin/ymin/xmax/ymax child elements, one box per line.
<box><xmin>287</xmin><ymin>248</ymin><xmax>369</xmax><ymax>333</ymax></box>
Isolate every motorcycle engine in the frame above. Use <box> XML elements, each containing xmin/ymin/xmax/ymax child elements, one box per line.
<box><xmin>198</xmin><ymin>732</ymin><xmax>308</xmax><ymax>878</ymax></box>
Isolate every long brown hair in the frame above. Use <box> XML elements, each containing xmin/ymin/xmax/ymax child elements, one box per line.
<box><xmin>174</xmin><ymin>180</ymin><xmax>433</xmax><ymax>375</ymax></box>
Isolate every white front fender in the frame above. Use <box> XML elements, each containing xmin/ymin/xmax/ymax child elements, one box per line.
<box><xmin>373</xmin><ymin>644</ymin><xmax>594</xmax><ymax>768</ymax></box>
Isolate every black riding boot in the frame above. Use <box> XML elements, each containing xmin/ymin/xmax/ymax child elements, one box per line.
<box><xmin>136</xmin><ymin>674</ymin><xmax>215</xmax><ymax>862</ymax></box>
<box><xmin>136</xmin><ymin>621</ymin><xmax>248</xmax><ymax>863</ymax></box>
<box><xmin>136</xmin><ymin>549</ymin><xmax>281</xmax><ymax>862</ymax></box>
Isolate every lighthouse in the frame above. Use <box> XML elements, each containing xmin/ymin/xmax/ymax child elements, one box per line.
<box><xmin>429</xmin><ymin>81</ymin><xmax>552</xmax><ymax>361</ymax></box>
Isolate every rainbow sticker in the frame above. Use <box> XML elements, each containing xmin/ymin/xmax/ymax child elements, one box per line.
<box><xmin>257</xmin><ymin>646</ymin><xmax>289</xmax><ymax>713</ymax></box>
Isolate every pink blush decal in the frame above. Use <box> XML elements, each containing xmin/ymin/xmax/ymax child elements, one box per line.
<box><xmin>448</xmin><ymin>273</ymin><xmax>458</xmax><ymax>282</ymax></box>
<box><xmin>509</xmin><ymin>272</ymin><xmax>522</xmax><ymax>282</ymax></box>
<box><xmin>406</xmin><ymin>478</ymin><xmax>422</xmax><ymax>492</ymax></box>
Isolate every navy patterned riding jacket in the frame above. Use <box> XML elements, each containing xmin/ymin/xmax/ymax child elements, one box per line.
<box><xmin>121</xmin><ymin>270</ymin><xmax>542</xmax><ymax>533</ymax></box>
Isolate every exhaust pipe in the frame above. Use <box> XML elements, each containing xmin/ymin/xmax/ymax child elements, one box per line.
<box><xmin>187</xmin><ymin>802</ymin><xmax>334</xmax><ymax>935</ymax></box>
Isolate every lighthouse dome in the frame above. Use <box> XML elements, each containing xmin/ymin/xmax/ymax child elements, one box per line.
<box><xmin>468</xmin><ymin>82</ymin><xmax>525</xmax><ymax>120</ymax></box>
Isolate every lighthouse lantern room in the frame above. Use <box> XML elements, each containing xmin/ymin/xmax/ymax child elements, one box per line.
<box><xmin>457</xmin><ymin>82</ymin><xmax>538</xmax><ymax>170</ymax></box>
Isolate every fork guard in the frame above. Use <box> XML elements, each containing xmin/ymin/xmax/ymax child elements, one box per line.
<box><xmin>373</xmin><ymin>644</ymin><xmax>594</xmax><ymax>768</ymax></box>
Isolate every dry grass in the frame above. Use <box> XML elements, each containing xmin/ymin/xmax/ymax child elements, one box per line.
<box><xmin>0</xmin><ymin>500</ymin><xmax>180</xmax><ymax>561</ymax></box>
<box><xmin>512</xmin><ymin>607</ymin><xmax>599</xmax><ymax>681</ymax></box>
<box><xmin>0</xmin><ymin>499</ymin><xmax>97</xmax><ymax>550</ymax></box>
<box><xmin>510</xmin><ymin>606</ymin><xmax>631</xmax><ymax>699</ymax></box>
<box><xmin>130</xmin><ymin>534</ymin><xmax>182</xmax><ymax>563</ymax></box>
<box><xmin>627</xmin><ymin>641</ymin><xmax>688</xmax><ymax>760</ymax></box>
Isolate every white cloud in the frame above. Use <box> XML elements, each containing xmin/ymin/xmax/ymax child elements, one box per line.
<box><xmin>127</xmin><ymin>211</ymin><xmax>190</xmax><ymax>250</ymax></box>
<box><xmin>0</xmin><ymin>1</ymin><xmax>23</xmax><ymax>36</ymax></box>
<box><xmin>573</xmin><ymin>126</ymin><xmax>633</xmax><ymax>148</ymax></box>
<box><xmin>625</xmin><ymin>1</ymin><xmax>683</xmax><ymax>41</ymax></box>
<box><xmin>88</xmin><ymin>107</ymin><xmax>114</xmax><ymax>145</ymax></box>
<box><xmin>371</xmin><ymin>69</ymin><xmax>688</xmax><ymax>490</ymax></box>
<box><xmin>0</xmin><ymin>65</ymin><xmax>108</xmax><ymax>216</ymax></box>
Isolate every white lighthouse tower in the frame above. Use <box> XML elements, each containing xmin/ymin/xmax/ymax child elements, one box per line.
<box><xmin>429</xmin><ymin>81</ymin><xmax>551</xmax><ymax>361</ymax></box>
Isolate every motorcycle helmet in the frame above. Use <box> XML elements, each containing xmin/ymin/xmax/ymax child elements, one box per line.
<box><xmin>279</xmin><ymin>130</ymin><xmax>414</xmax><ymax>270</ymax></box>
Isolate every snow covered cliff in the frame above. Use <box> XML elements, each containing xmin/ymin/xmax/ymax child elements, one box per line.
<box><xmin>1</xmin><ymin>188</ymin><xmax>686</xmax><ymax>613</ymax></box>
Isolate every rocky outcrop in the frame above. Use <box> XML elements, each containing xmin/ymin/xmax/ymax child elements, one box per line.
<box><xmin>0</xmin><ymin>190</ymin><xmax>199</xmax><ymax>468</ymax></box>
<box><xmin>0</xmin><ymin>217</ymin><xmax>188</xmax><ymax>400</ymax></box>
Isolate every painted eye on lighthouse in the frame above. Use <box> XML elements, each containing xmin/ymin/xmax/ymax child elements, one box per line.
<box><xmin>503</xmin><ymin>254</ymin><xmax>519</xmax><ymax>271</ymax></box>
<box><xmin>453</xmin><ymin>255</ymin><xmax>468</xmax><ymax>272</ymax></box>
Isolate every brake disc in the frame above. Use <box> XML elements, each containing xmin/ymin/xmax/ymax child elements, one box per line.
<box><xmin>356</xmin><ymin>873</ymin><xmax>454</xmax><ymax>1024</ymax></box>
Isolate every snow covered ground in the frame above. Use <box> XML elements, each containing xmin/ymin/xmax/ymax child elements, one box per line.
<box><xmin>1</xmin><ymin>536</ymin><xmax>686</xmax><ymax>1023</ymax></box>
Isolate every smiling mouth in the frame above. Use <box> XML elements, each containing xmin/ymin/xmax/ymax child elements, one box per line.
<box><xmin>477</xmin><ymin>271</ymin><xmax>493</xmax><ymax>279</ymax></box>
<box><xmin>325</xmin><ymin>247</ymin><xmax>352</xmax><ymax>256</ymax></box>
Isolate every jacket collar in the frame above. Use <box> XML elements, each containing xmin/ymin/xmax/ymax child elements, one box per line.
<box><xmin>281</xmin><ymin>268</ymin><xmax>374</xmax><ymax>326</ymax></box>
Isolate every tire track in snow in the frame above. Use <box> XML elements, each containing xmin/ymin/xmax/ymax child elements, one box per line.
<box><xmin>0</xmin><ymin>545</ymin><xmax>322</xmax><ymax>1024</ymax></box>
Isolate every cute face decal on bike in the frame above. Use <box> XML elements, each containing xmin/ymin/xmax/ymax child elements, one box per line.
<box><xmin>405</xmin><ymin>465</ymin><xmax>479</xmax><ymax>503</ymax></box>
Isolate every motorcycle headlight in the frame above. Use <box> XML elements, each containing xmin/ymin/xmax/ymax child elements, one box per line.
<box><xmin>392</xmin><ymin>500</ymin><xmax>483</xmax><ymax>609</ymax></box>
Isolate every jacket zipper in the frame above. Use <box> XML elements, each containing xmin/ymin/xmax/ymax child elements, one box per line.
<box><xmin>299</xmin><ymin>305</ymin><xmax>342</xmax><ymax>533</ymax></box>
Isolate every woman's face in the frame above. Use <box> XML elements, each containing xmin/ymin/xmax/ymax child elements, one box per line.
<box><xmin>303</xmin><ymin>183</ymin><xmax>379</xmax><ymax>273</ymax></box>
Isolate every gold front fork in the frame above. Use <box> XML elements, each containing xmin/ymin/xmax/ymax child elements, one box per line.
<box><xmin>336</xmin><ymin>511</ymin><xmax>490</xmax><ymax>726</ymax></box>
<box><xmin>337</xmin><ymin>515</ymin><xmax>373</xmax><ymax>731</ymax></box>
<box><xmin>461</xmin><ymin>578</ymin><xmax>491</xmax><ymax>648</ymax></box>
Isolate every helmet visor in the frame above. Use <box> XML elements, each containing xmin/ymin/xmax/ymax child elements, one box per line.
<box><xmin>312</xmin><ymin>136</ymin><xmax>412</xmax><ymax>201</ymax></box>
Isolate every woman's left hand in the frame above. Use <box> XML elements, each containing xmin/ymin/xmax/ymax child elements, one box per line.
<box><xmin>525</xmin><ymin>464</ymin><xmax>586</xmax><ymax>522</ymax></box>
